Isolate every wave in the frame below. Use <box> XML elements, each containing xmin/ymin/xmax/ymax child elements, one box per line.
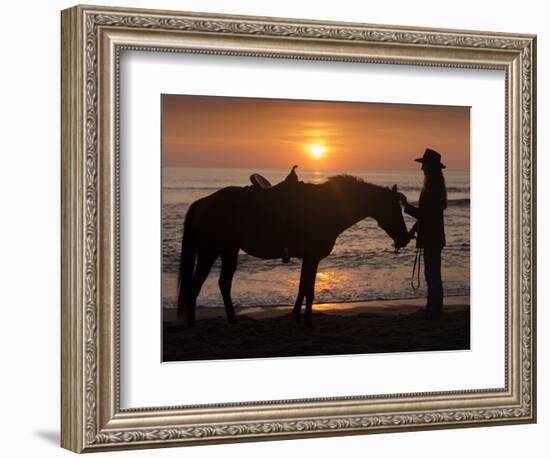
<box><xmin>164</xmin><ymin>184</ymin><xmax>470</xmax><ymax>194</ymax></box>
<box><xmin>162</xmin><ymin>243</ymin><xmax>470</xmax><ymax>275</ymax></box>
<box><xmin>164</xmin><ymin>185</ymin><xmax>223</xmax><ymax>192</ymax></box>
<box><xmin>162</xmin><ymin>289</ymin><xmax>470</xmax><ymax>309</ymax></box>
<box><xmin>402</xmin><ymin>198</ymin><xmax>469</xmax><ymax>208</ymax></box>
<box><xmin>163</xmin><ymin>197</ymin><xmax>470</xmax><ymax>211</ymax></box>
<box><xmin>447</xmin><ymin>198</ymin><xmax>470</xmax><ymax>207</ymax></box>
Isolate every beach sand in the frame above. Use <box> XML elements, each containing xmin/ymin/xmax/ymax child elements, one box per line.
<box><xmin>162</xmin><ymin>295</ymin><xmax>470</xmax><ymax>362</ymax></box>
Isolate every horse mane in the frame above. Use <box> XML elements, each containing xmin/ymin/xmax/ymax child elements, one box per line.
<box><xmin>325</xmin><ymin>174</ymin><xmax>390</xmax><ymax>195</ymax></box>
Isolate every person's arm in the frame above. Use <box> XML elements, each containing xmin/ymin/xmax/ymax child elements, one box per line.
<box><xmin>398</xmin><ymin>192</ymin><xmax>421</xmax><ymax>219</ymax></box>
<box><xmin>400</xmin><ymin>187</ymin><xmax>445</xmax><ymax>219</ymax></box>
<box><xmin>404</xmin><ymin>201</ymin><xmax>420</xmax><ymax>219</ymax></box>
<box><xmin>407</xmin><ymin>222</ymin><xmax>418</xmax><ymax>242</ymax></box>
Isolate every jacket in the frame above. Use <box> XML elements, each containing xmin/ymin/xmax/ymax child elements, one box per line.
<box><xmin>404</xmin><ymin>183</ymin><xmax>446</xmax><ymax>249</ymax></box>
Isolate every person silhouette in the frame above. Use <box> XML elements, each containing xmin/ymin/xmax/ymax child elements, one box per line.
<box><xmin>399</xmin><ymin>148</ymin><xmax>447</xmax><ymax>319</ymax></box>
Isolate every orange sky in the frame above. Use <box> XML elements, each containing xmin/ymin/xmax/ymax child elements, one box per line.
<box><xmin>162</xmin><ymin>94</ymin><xmax>470</xmax><ymax>172</ymax></box>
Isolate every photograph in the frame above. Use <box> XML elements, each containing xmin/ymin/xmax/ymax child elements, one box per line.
<box><xmin>161</xmin><ymin>94</ymin><xmax>471</xmax><ymax>362</ymax></box>
<box><xmin>59</xmin><ymin>4</ymin><xmax>536</xmax><ymax>452</ymax></box>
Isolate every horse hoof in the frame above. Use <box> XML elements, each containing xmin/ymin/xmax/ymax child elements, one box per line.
<box><xmin>227</xmin><ymin>316</ymin><xmax>237</xmax><ymax>324</ymax></box>
<box><xmin>292</xmin><ymin>312</ymin><xmax>301</xmax><ymax>323</ymax></box>
<box><xmin>304</xmin><ymin>317</ymin><xmax>312</xmax><ymax>328</ymax></box>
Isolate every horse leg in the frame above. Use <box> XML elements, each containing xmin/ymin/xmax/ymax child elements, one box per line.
<box><xmin>303</xmin><ymin>259</ymin><xmax>319</xmax><ymax>327</ymax></box>
<box><xmin>292</xmin><ymin>262</ymin><xmax>308</xmax><ymax>322</ymax></box>
<box><xmin>292</xmin><ymin>292</ymin><xmax>305</xmax><ymax>323</ymax></box>
<box><xmin>187</xmin><ymin>250</ymin><xmax>217</xmax><ymax>326</ymax></box>
<box><xmin>219</xmin><ymin>249</ymin><xmax>238</xmax><ymax>324</ymax></box>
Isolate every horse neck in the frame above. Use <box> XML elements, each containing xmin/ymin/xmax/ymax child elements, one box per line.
<box><xmin>327</xmin><ymin>182</ymin><xmax>384</xmax><ymax>232</ymax></box>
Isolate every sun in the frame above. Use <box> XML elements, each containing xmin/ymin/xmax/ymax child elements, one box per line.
<box><xmin>308</xmin><ymin>143</ymin><xmax>327</xmax><ymax>159</ymax></box>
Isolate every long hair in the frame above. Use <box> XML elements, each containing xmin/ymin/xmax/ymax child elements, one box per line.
<box><xmin>423</xmin><ymin>165</ymin><xmax>447</xmax><ymax>209</ymax></box>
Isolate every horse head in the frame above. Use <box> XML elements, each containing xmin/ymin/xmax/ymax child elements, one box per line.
<box><xmin>375</xmin><ymin>184</ymin><xmax>410</xmax><ymax>253</ymax></box>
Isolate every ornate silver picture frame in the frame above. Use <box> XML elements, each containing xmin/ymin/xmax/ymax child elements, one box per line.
<box><xmin>61</xmin><ymin>4</ymin><xmax>536</xmax><ymax>453</ymax></box>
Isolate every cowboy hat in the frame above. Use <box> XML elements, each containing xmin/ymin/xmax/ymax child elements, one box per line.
<box><xmin>414</xmin><ymin>148</ymin><xmax>446</xmax><ymax>168</ymax></box>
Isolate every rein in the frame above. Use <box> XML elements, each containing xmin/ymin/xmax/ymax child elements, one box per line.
<box><xmin>410</xmin><ymin>247</ymin><xmax>423</xmax><ymax>290</ymax></box>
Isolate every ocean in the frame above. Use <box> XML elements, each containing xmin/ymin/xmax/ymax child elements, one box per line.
<box><xmin>162</xmin><ymin>167</ymin><xmax>469</xmax><ymax>309</ymax></box>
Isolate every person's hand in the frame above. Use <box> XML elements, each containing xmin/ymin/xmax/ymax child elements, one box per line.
<box><xmin>397</xmin><ymin>192</ymin><xmax>407</xmax><ymax>206</ymax></box>
<box><xmin>407</xmin><ymin>223</ymin><xmax>417</xmax><ymax>241</ymax></box>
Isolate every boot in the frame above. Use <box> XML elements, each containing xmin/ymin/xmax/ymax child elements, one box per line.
<box><xmin>425</xmin><ymin>295</ymin><xmax>443</xmax><ymax>320</ymax></box>
<box><xmin>282</xmin><ymin>246</ymin><xmax>290</xmax><ymax>264</ymax></box>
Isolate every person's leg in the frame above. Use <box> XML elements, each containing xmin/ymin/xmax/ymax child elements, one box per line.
<box><xmin>432</xmin><ymin>248</ymin><xmax>443</xmax><ymax>313</ymax></box>
<box><xmin>423</xmin><ymin>249</ymin><xmax>431</xmax><ymax>312</ymax></box>
<box><xmin>423</xmin><ymin>247</ymin><xmax>443</xmax><ymax>317</ymax></box>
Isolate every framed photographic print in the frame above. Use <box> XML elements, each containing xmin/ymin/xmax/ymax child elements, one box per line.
<box><xmin>61</xmin><ymin>4</ymin><xmax>537</xmax><ymax>453</ymax></box>
<box><xmin>160</xmin><ymin>94</ymin><xmax>471</xmax><ymax>361</ymax></box>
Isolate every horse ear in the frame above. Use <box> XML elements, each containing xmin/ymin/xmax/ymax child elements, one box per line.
<box><xmin>391</xmin><ymin>184</ymin><xmax>397</xmax><ymax>193</ymax></box>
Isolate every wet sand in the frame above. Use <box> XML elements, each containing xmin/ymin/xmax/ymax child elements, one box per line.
<box><xmin>162</xmin><ymin>295</ymin><xmax>470</xmax><ymax>362</ymax></box>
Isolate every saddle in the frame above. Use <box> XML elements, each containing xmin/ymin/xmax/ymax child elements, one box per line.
<box><xmin>249</xmin><ymin>165</ymin><xmax>299</xmax><ymax>191</ymax></box>
<box><xmin>250</xmin><ymin>173</ymin><xmax>272</xmax><ymax>190</ymax></box>
<box><xmin>248</xmin><ymin>167</ymin><xmax>298</xmax><ymax>264</ymax></box>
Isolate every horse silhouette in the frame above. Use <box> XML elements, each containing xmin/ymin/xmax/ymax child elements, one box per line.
<box><xmin>177</xmin><ymin>173</ymin><xmax>410</xmax><ymax>326</ymax></box>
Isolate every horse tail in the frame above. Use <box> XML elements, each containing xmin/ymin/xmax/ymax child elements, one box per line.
<box><xmin>177</xmin><ymin>201</ymin><xmax>199</xmax><ymax>320</ymax></box>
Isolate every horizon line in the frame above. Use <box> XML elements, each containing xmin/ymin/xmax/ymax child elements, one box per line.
<box><xmin>161</xmin><ymin>164</ymin><xmax>470</xmax><ymax>174</ymax></box>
